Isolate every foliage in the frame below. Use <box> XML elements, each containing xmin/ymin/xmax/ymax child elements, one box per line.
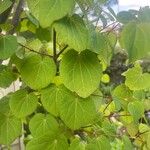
<box><xmin>0</xmin><ymin>0</ymin><xmax>150</xmax><ymax>149</ymax></box>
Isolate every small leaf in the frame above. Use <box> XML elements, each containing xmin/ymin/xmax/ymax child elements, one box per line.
<box><xmin>0</xmin><ymin>65</ymin><xmax>17</xmax><ymax>88</ymax></box>
<box><xmin>27</xmin><ymin>0</ymin><xmax>75</xmax><ymax>28</ymax></box>
<box><xmin>113</xmin><ymin>84</ymin><xmax>133</xmax><ymax>109</ymax></box>
<box><xmin>123</xmin><ymin>64</ymin><xmax>150</xmax><ymax>90</ymax></box>
<box><xmin>0</xmin><ymin>35</ymin><xmax>18</xmax><ymax>59</ymax></box>
<box><xmin>20</xmin><ymin>54</ymin><xmax>56</xmax><ymax>90</ymax></box>
<box><xmin>54</xmin><ymin>15</ymin><xmax>88</xmax><ymax>52</ymax></box>
<box><xmin>9</xmin><ymin>89</ymin><xmax>38</xmax><ymax>118</ymax></box>
<box><xmin>60</xmin><ymin>90</ymin><xmax>97</xmax><ymax>130</ymax></box>
<box><xmin>60</xmin><ymin>50</ymin><xmax>102</xmax><ymax>98</ymax></box>
<box><xmin>128</xmin><ymin>101</ymin><xmax>144</xmax><ymax>122</ymax></box>
<box><xmin>29</xmin><ymin>113</ymin><xmax>59</xmax><ymax>137</ymax></box>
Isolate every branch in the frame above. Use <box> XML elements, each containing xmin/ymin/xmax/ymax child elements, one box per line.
<box><xmin>53</xmin><ymin>29</ymin><xmax>57</xmax><ymax>63</ymax></box>
<box><xmin>103</xmin><ymin>98</ymin><xmax>113</xmax><ymax>113</ymax></box>
<box><xmin>8</xmin><ymin>0</ymin><xmax>24</xmax><ymax>34</ymax></box>
<box><xmin>56</xmin><ymin>45</ymin><xmax>68</xmax><ymax>58</ymax></box>
<box><xmin>19</xmin><ymin>43</ymin><xmax>53</xmax><ymax>58</ymax></box>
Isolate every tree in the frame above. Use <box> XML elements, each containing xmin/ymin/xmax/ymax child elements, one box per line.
<box><xmin>0</xmin><ymin>0</ymin><xmax>150</xmax><ymax>149</ymax></box>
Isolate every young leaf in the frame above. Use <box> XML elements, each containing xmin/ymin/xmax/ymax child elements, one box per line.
<box><xmin>20</xmin><ymin>54</ymin><xmax>56</xmax><ymax>90</ymax></box>
<box><xmin>123</xmin><ymin>64</ymin><xmax>150</xmax><ymax>91</ymax></box>
<box><xmin>0</xmin><ymin>35</ymin><xmax>18</xmax><ymax>59</ymax></box>
<box><xmin>128</xmin><ymin>101</ymin><xmax>144</xmax><ymax>122</ymax></box>
<box><xmin>54</xmin><ymin>15</ymin><xmax>88</xmax><ymax>52</ymax></box>
<box><xmin>29</xmin><ymin>113</ymin><xmax>59</xmax><ymax>137</ymax></box>
<box><xmin>60</xmin><ymin>50</ymin><xmax>102</xmax><ymax>98</ymax></box>
<box><xmin>27</xmin><ymin>0</ymin><xmax>75</xmax><ymax>28</ymax></box>
<box><xmin>9</xmin><ymin>89</ymin><xmax>38</xmax><ymax>118</ymax></box>
<box><xmin>60</xmin><ymin>90</ymin><xmax>97</xmax><ymax>130</ymax></box>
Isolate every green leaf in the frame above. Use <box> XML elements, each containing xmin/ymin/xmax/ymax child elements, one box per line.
<box><xmin>122</xmin><ymin>135</ymin><xmax>133</xmax><ymax>150</ymax></box>
<box><xmin>60</xmin><ymin>50</ymin><xmax>102</xmax><ymax>98</ymax></box>
<box><xmin>128</xmin><ymin>101</ymin><xmax>144</xmax><ymax>122</ymax></box>
<box><xmin>29</xmin><ymin>113</ymin><xmax>59</xmax><ymax>137</ymax></box>
<box><xmin>123</xmin><ymin>64</ymin><xmax>150</xmax><ymax>91</ymax></box>
<box><xmin>0</xmin><ymin>65</ymin><xmax>17</xmax><ymax>88</ymax></box>
<box><xmin>54</xmin><ymin>15</ymin><xmax>88</xmax><ymax>52</ymax></box>
<box><xmin>0</xmin><ymin>96</ymin><xmax>22</xmax><ymax>145</ymax></box>
<box><xmin>36</xmin><ymin>27</ymin><xmax>51</xmax><ymax>42</ymax></box>
<box><xmin>86</xmin><ymin>136</ymin><xmax>111</xmax><ymax>150</ymax></box>
<box><xmin>0</xmin><ymin>113</ymin><xmax>22</xmax><ymax>145</ymax></box>
<box><xmin>9</xmin><ymin>89</ymin><xmax>38</xmax><ymax>118</ymax></box>
<box><xmin>26</xmin><ymin>134</ymin><xmax>69</xmax><ymax>150</ymax></box>
<box><xmin>120</xmin><ymin>22</ymin><xmax>150</xmax><ymax>61</ymax></box>
<box><xmin>101</xmin><ymin>120</ymin><xmax>117</xmax><ymax>137</ymax></box>
<box><xmin>0</xmin><ymin>96</ymin><xmax>11</xmax><ymax>115</ymax></box>
<box><xmin>20</xmin><ymin>54</ymin><xmax>56</xmax><ymax>90</ymax></box>
<box><xmin>113</xmin><ymin>84</ymin><xmax>133</xmax><ymax>109</ymax></box>
<box><xmin>27</xmin><ymin>0</ymin><xmax>75</xmax><ymax>28</ymax></box>
<box><xmin>69</xmin><ymin>138</ymin><xmax>86</xmax><ymax>150</ymax></box>
<box><xmin>0</xmin><ymin>0</ymin><xmax>12</xmax><ymax>14</ymax></box>
<box><xmin>0</xmin><ymin>35</ymin><xmax>18</xmax><ymax>59</ymax></box>
<box><xmin>60</xmin><ymin>90</ymin><xmax>97</xmax><ymax>130</ymax></box>
<box><xmin>41</xmin><ymin>84</ymin><xmax>66</xmax><ymax>116</ymax></box>
<box><xmin>88</xmin><ymin>31</ymin><xmax>105</xmax><ymax>54</ymax></box>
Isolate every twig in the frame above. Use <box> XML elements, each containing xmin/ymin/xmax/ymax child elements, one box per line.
<box><xmin>19</xmin><ymin>43</ymin><xmax>53</xmax><ymax>58</ymax></box>
<box><xmin>106</xmin><ymin>23</ymin><xmax>120</xmax><ymax>35</ymax></box>
<box><xmin>103</xmin><ymin>99</ymin><xmax>113</xmax><ymax>113</ymax></box>
<box><xmin>53</xmin><ymin>29</ymin><xmax>57</xmax><ymax>63</ymax></box>
<box><xmin>56</xmin><ymin>45</ymin><xmax>68</xmax><ymax>58</ymax></box>
<box><xmin>100</xmin><ymin>21</ymin><xmax>117</xmax><ymax>32</ymax></box>
<box><xmin>8</xmin><ymin>0</ymin><xmax>24</xmax><ymax>34</ymax></box>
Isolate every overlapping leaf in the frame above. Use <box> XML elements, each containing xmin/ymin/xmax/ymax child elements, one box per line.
<box><xmin>123</xmin><ymin>64</ymin><xmax>150</xmax><ymax>90</ymax></box>
<box><xmin>60</xmin><ymin>90</ymin><xmax>97</xmax><ymax>130</ymax></box>
<box><xmin>0</xmin><ymin>35</ymin><xmax>18</xmax><ymax>59</ymax></box>
<box><xmin>0</xmin><ymin>96</ymin><xmax>22</xmax><ymax>145</ymax></box>
<box><xmin>41</xmin><ymin>84</ymin><xmax>66</xmax><ymax>116</ymax></box>
<box><xmin>27</xmin><ymin>0</ymin><xmax>75</xmax><ymax>28</ymax></box>
<box><xmin>54</xmin><ymin>15</ymin><xmax>88</xmax><ymax>52</ymax></box>
<box><xmin>120</xmin><ymin>22</ymin><xmax>150</xmax><ymax>61</ymax></box>
<box><xmin>29</xmin><ymin>113</ymin><xmax>59</xmax><ymax>137</ymax></box>
<box><xmin>86</xmin><ymin>136</ymin><xmax>111</xmax><ymax>150</ymax></box>
<box><xmin>26</xmin><ymin>134</ymin><xmax>69</xmax><ymax>150</ymax></box>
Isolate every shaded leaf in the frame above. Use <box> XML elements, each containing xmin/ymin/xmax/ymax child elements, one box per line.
<box><xmin>27</xmin><ymin>0</ymin><xmax>75</xmax><ymax>28</ymax></box>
